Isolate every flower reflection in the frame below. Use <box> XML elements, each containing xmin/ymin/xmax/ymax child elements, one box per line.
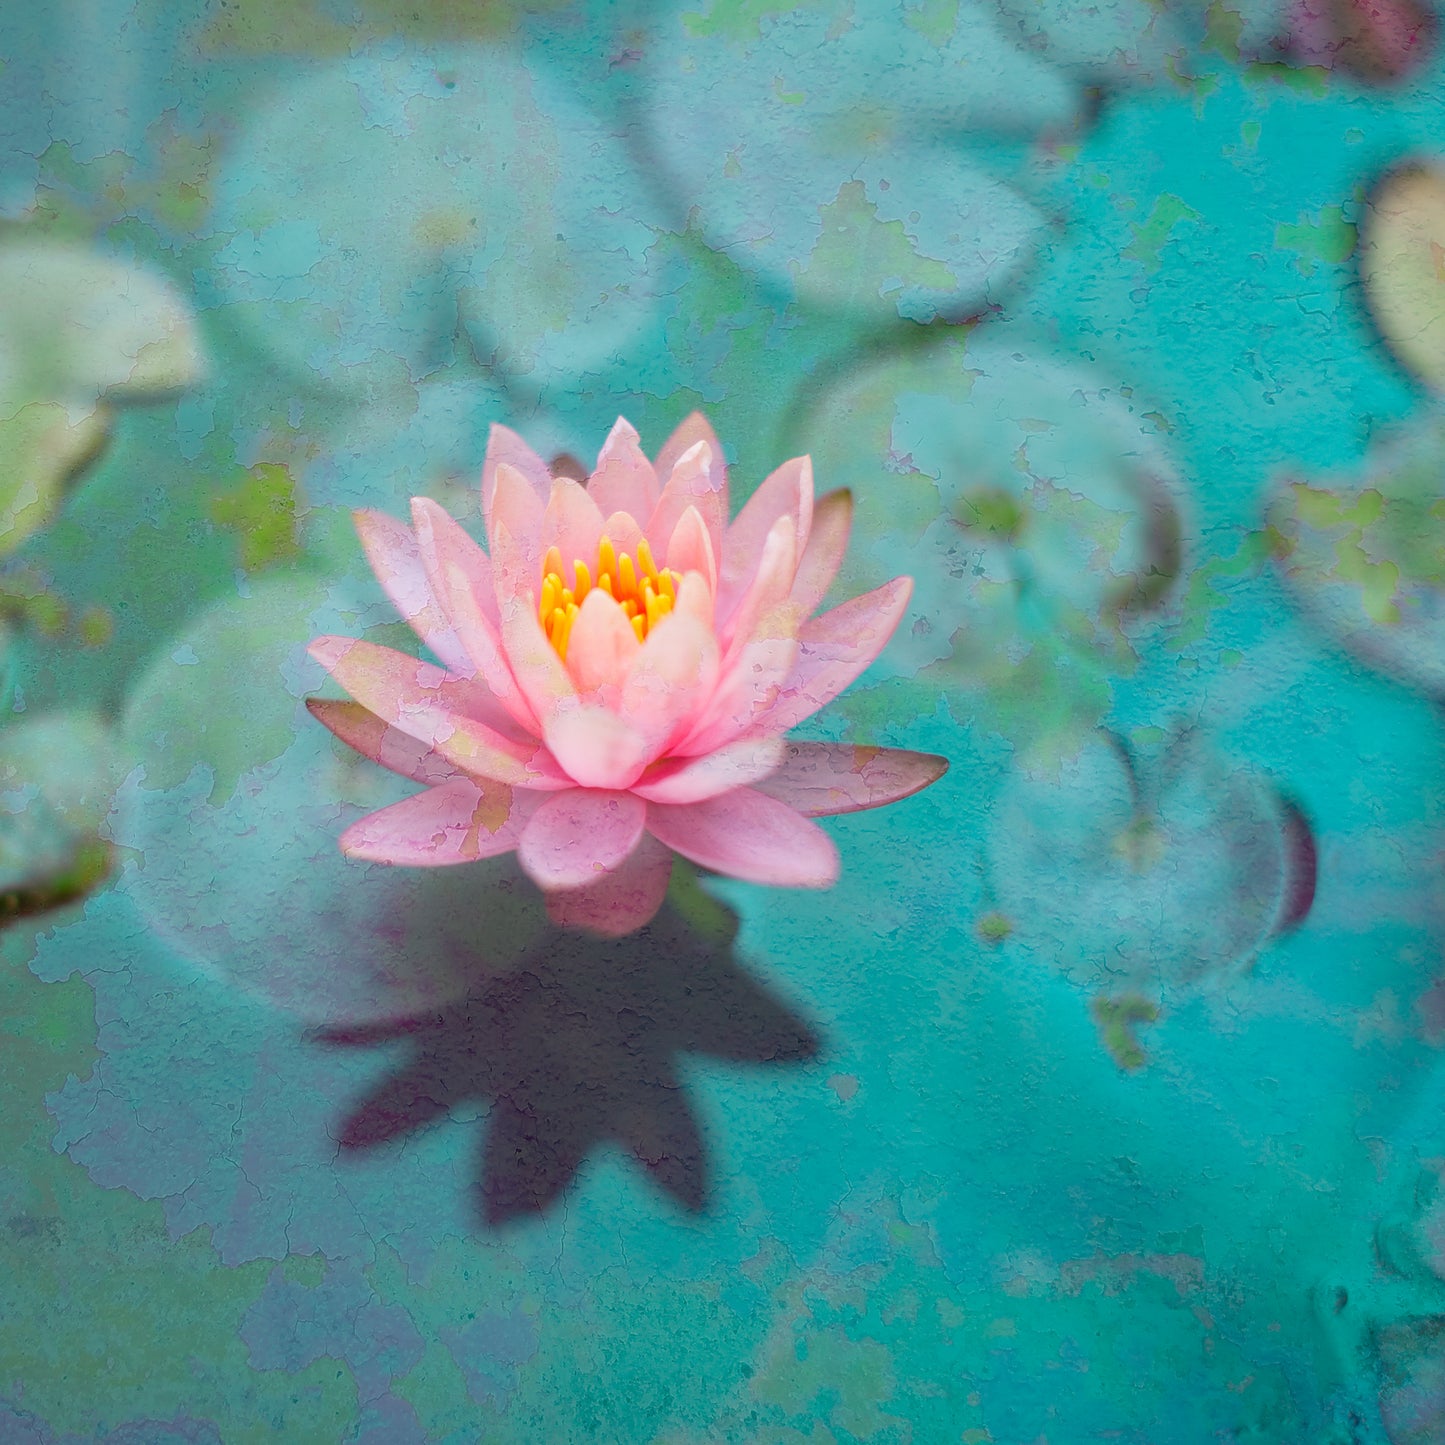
<box><xmin>315</xmin><ymin>888</ymin><xmax>820</xmax><ymax>1222</ymax></box>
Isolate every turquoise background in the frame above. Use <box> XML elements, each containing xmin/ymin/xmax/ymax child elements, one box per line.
<box><xmin>3</xmin><ymin>3</ymin><xmax>1445</xmax><ymax>1441</ymax></box>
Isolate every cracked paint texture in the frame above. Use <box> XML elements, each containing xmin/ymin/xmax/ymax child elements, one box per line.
<box><xmin>4</xmin><ymin>0</ymin><xmax>1445</xmax><ymax>1441</ymax></box>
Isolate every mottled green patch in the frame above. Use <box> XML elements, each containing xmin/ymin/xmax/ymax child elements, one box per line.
<box><xmin>193</xmin><ymin>0</ymin><xmax>559</xmax><ymax>55</ymax></box>
<box><xmin>1202</xmin><ymin>0</ymin><xmax>1244</xmax><ymax>60</ymax></box>
<box><xmin>208</xmin><ymin>461</ymin><xmax>304</xmax><ymax>573</ymax></box>
<box><xmin>797</xmin><ymin>181</ymin><xmax>957</xmax><ymax>306</ymax></box>
<box><xmin>76</xmin><ymin>604</ymin><xmax>114</xmax><ymax>648</ymax></box>
<box><xmin>684</xmin><ymin>0</ymin><xmax>828</xmax><ymax>44</ymax></box>
<box><xmin>954</xmin><ymin>488</ymin><xmax>1024</xmax><ymax>543</ymax></box>
<box><xmin>1124</xmin><ymin>194</ymin><xmax>1203</xmax><ymax>271</ymax></box>
<box><xmin>1171</xmin><ymin>529</ymin><xmax>1274</xmax><ymax>649</ymax></box>
<box><xmin>902</xmin><ymin>0</ymin><xmax>959</xmax><ymax>45</ymax></box>
<box><xmin>1277</xmin><ymin>481</ymin><xmax>1445</xmax><ymax>626</ymax></box>
<box><xmin>752</xmin><ymin>1322</ymin><xmax>901</xmax><ymax>1438</ymax></box>
<box><xmin>1275</xmin><ymin>205</ymin><xmax>1357</xmax><ymax>276</ymax></box>
<box><xmin>976</xmin><ymin>911</ymin><xmax>1013</xmax><ymax>944</ymax></box>
<box><xmin>394</xmin><ymin>1339</ymin><xmax>482</xmax><ymax>1441</ymax></box>
<box><xmin>0</xmin><ymin>565</ymin><xmax>70</xmax><ymax>639</ymax></box>
<box><xmin>1244</xmin><ymin>61</ymin><xmax>1330</xmax><ymax>96</ymax></box>
<box><xmin>1092</xmin><ymin>993</ymin><xmax>1159</xmax><ymax>1072</ymax></box>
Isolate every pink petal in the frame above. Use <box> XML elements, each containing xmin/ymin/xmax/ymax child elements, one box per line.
<box><xmin>669</xmin><ymin>570</ymin><xmax>716</xmax><ymax>631</ymax></box>
<box><xmin>411</xmin><ymin>497</ymin><xmax>535</xmax><ymax>732</ymax></box>
<box><xmin>653</xmin><ymin>412</ymin><xmax>727</xmax><ymax>500</ymax></box>
<box><xmin>790</xmin><ymin>488</ymin><xmax>853</xmax><ymax>618</ymax></box>
<box><xmin>308</xmin><ymin>635</ymin><xmax>567</xmax><ymax>789</ymax></box>
<box><xmin>482</xmin><ymin>422</ymin><xmax>553</xmax><ymax>519</ymax></box>
<box><xmin>664</xmin><ymin>505</ymin><xmax>718</xmax><ymax>598</ymax></box>
<box><xmin>647</xmin><ymin>440</ymin><xmax>725</xmax><ymax>574</ymax></box>
<box><xmin>409</xmin><ymin>497</ymin><xmax>499</xmax><ymax>624</ymax></box>
<box><xmin>541</xmin><ymin>477</ymin><xmax>605</xmax><ymax>579</ymax></box>
<box><xmin>719</xmin><ymin>512</ymin><xmax>799</xmax><ymax>659</ymax></box>
<box><xmin>631</xmin><ymin>736</ymin><xmax>786</xmax><ymax>805</ymax></box>
<box><xmin>719</xmin><ymin>456</ymin><xmax>813</xmax><ymax>622</ymax></box>
<box><xmin>619</xmin><ymin>605</ymin><xmax>722</xmax><ymax>755</ymax></box>
<box><xmin>599</xmin><ymin>509</ymin><xmax>646</xmax><ymax>559</ymax></box>
<box><xmin>516</xmin><ymin>787</ymin><xmax>646</xmax><ymax>889</ymax></box>
<box><xmin>565</xmin><ymin>589</ymin><xmax>641</xmax><ymax>696</ymax></box>
<box><xmin>673</xmin><ymin>535</ymin><xmax>805</xmax><ymax>757</ymax></box>
<box><xmin>587</xmin><ymin>417</ymin><xmax>660</xmax><ymax>521</ymax></box>
<box><xmin>339</xmin><ymin>776</ymin><xmax>532</xmax><ymax>866</ymax></box>
<box><xmin>307</xmin><ymin>698</ymin><xmax>457</xmax><ymax>786</ymax></box>
<box><xmin>751</xmin><ymin>577</ymin><xmax>912</xmax><ymax>737</ymax></box>
<box><xmin>489</xmin><ymin>519</ymin><xmax>579</xmax><ymax>726</ymax></box>
<box><xmin>486</xmin><ymin>461</ymin><xmax>546</xmax><ymax>563</ymax></box>
<box><xmin>754</xmin><ymin>742</ymin><xmax>949</xmax><ymax>816</ymax></box>
<box><xmin>352</xmin><ymin>509</ymin><xmax>473</xmax><ymax>676</ymax></box>
<box><xmin>544</xmin><ymin>831</ymin><xmax>673</xmax><ymax>936</ymax></box>
<box><xmin>671</xmin><ymin>634</ymin><xmax>799</xmax><ymax>758</ymax></box>
<box><xmin>543</xmin><ymin>704</ymin><xmax>655</xmax><ymax>790</ymax></box>
<box><xmin>646</xmin><ymin>788</ymin><xmax>840</xmax><ymax>888</ymax></box>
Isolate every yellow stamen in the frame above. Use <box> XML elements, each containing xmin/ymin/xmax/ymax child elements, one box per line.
<box><xmin>555</xmin><ymin>601</ymin><xmax>579</xmax><ymax>662</ymax></box>
<box><xmin>539</xmin><ymin>535</ymin><xmax>682</xmax><ymax>662</ymax></box>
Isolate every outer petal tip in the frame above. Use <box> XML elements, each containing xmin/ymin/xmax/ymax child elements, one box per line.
<box><xmin>307</xmin><ymin>634</ymin><xmax>351</xmax><ymax>670</ymax></box>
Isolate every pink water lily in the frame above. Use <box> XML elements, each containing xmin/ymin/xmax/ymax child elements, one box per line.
<box><xmin>307</xmin><ymin>414</ymin><xmax>947</xmax><ymax>936</ymax></box>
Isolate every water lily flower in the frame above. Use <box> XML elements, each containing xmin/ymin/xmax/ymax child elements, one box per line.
<box><xmin>307</xmin><ymin>414</ymin><xmax>948</xmax><ymax>936</ymax></box>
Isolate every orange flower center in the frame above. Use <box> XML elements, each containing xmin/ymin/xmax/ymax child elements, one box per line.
<box><xmin>540</xmin><ymin>535</ymin><xmax>679</xmax><ymax>663</ymax></box>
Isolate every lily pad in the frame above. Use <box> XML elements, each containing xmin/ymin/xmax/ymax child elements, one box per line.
<box><xmin>210</xmin><ymin>44</ymin><xmax>675</xmax><ymax>398</ymax></box>
<box><xmin>0</xmin><ymin>235</ymin><xmax>204</xmax><ymax>557</ymax></box>
<box><xmin>116</xmin><ymin>570</ymin><xmax>548</xmax><ymax>1025</ymax></box>
<box><xmin>796</xmin><ymin>333</ymin><xmax>1188</xmax><ymax>680</ymax></box>
<box><xmin>1268</xmin><ymin>409</ymin><xmax>1445</xmax><ymax>695</ymax></box>
<box><xmin>984</xmin><ymin>727</ymin><xmax>1306</xmax><ymax>996</ymax></box>
<box><xmin>642</xmin><ymin>2</ymin><xmax>1079</xmax><ymax>323</ymax></box>
<box><xmin>0</xmin><ymin>709</ymin><xmax>124</xmax><ymax>914</ymax></box>
<box><xmin>1359</xmin><ymin>161</ymin><xmax>1445</xmax><ymax>392</ymax></box>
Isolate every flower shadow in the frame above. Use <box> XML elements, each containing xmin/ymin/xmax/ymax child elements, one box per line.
<box><xmin>312</xmin><ymin>896</ymin><xmax>821</xmax><ymax>1224</ymax></box>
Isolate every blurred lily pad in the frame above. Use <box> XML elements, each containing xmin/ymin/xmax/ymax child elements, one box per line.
<box><xmin>0</xmin><ymin>709</ymin><xmax>124</xmax><ymax>918</ymax></box>
<box><xmin>984</xmin><ymin>726</ymin><xmax>1308</xmax><ymax>999</ymax></box>
<box><xmin>210</xmin><ymin>44</ymin><xmax>677</xmax><ymax>400</ymax></box>
<box><xmin>642</xmin><ymin>3</ymin><xmax>1078</xmax><ymax>324</ymax></box>
<box><xmin>1360</xmin><ymin>162</ymin><xmax>1445</xmax><ymax>391</ymax></box>
<box><xmin>116</xmin><ymin>571</ymin><xmax>548</xmax><ymax>1025</ymax></box>
<box><xmin>0</xmin><ymin>235</ymin><xmax>204</xmax><ymax>557</ymax></box>
<box><xmin>796</xmin><ymin>332</ymin><xmax>1188</xmax><ymax>683</ymax></box>
<box><xmin>1268</xmin><ymin>409</ymin><xmax>1445</xmax><ymax>694</ymax></box>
